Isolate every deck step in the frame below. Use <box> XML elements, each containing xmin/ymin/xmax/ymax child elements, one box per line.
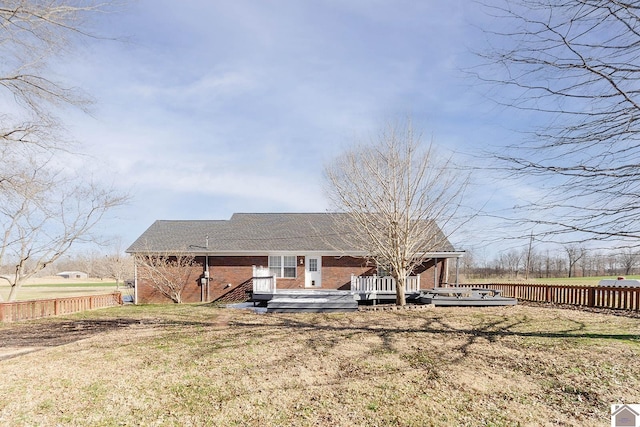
<box><xmin>267</xmin><ymin>293</ymin><xmax>358</xmax><ymax>313</ymax></box>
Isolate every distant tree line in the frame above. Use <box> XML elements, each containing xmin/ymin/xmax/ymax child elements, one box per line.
<box><xmin>461</xmin><ymin>246</ymin><xmax>640</xmax><ymax>281</ymax></box>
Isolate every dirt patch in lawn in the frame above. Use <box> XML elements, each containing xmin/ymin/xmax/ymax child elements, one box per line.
<box><xmin>0</xmin><ymin>318</ymin><xmax>144</xmax><ymax>360</ymax></box>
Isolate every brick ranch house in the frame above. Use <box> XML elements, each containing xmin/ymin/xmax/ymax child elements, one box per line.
<box><xmin>126</xmin><ymin>213</ymin><xmax>464</xmax><ymax>304</ymax></box>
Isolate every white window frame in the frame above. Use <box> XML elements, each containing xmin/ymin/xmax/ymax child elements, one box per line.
<box><xmin>269</xmin><ymin>255</ymin><xmax>297</xmax><ymax>278</ymax></box>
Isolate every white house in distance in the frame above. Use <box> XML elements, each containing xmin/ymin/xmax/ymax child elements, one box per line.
<box><xmin>56</xmin><ymin>271</ymin><xmax>88</xmax><ymax>280</ymax></box>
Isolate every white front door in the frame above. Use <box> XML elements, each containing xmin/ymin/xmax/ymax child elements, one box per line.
<box><xmin>305</xmin><ymin>256</ymin><xmax>322</xmax><ymax>288</ymax></box>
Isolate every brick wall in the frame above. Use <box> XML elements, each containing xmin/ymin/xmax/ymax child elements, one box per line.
<box><xmin>135</xmin><ymin>254</ymin><xmax>451</xmax><ymax>303</ymax></box>
<box><xmin>136</xmin><ymin>262</ymin><xmax>204</xmax><ymax>304</ymax></box>
<box><xmin>414</xmin><ymin>258</ymin><xmax>448</xmax><ymax>289</ymax></box>
<box><xmin>322</xmin><ymin>256</ymin><xmax>376</xmax><ymax>290</ymax></box>
<box><xmin>207</xmin><ymin>256</ymin><xmax>267</xmax><ymax>298</ymax></box>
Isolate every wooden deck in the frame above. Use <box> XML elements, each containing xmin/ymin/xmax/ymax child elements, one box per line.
<box><xmin>252</xmin><ymin>281</ymin><xmax>640</xmax><ymax>312</ymax></box>
<box><xmin>418</xmin><ymin>288</ymin><xmax>517</xmax><ymax>306</ymax></box>
<box><xmin>250</xmin><ymin>274</ymin><xmax>514</xmax><ymax>312</ymax></box>
<box><xmin>250</xmin><ymin>289</ymin><xmax>424</xmax><ymax>306</ymax></box>
<box><xmin>251</xmin><ymin>274</ymin><xmax>425</xmax><ymax>309</ymax></box>
<box><xmin>252</xmin><ymin>288</ymin><xmax>518</xmax><ymax>309</ymax></box>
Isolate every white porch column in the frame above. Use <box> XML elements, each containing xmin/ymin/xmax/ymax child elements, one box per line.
<box><xmin>444</xmin><ymin>258</ymin><xmax>449</xmax><ymax>284</ymax></box>
<box><xmin>434</xmin><ymin>258</ymin><xmax>438</xmax><ymax>288</ymax></box>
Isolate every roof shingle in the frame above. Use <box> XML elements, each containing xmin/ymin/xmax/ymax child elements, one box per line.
<box><xmin>126</xmin><ymin>213</ymin><xmax>456</xmax><ymax>254</ymax></box>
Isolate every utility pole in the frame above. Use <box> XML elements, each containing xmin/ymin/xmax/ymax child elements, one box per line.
<box><xmin>525</xmin><ymin>231</ymin><xmax>534</xmax><ymax>281</ymax></box>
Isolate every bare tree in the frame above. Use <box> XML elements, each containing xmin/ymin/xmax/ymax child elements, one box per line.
<box><xmin>324</xmin><ymin>121</ymin><xmax>469</xmax><ymax>306</ymax></box>
<box><xmin>1</xmin><ymin>2</ymin><xmax>111</xmax><ymax>127</ymax></box>
<box><xmin>103</xmin><ymin>247</ymin><xmax>133</xmax><ymax>289</ymax></box>
<box><xmin>500</xmin><ymin>250</ymin><xmax>522</xmax><ymax>279</ymax></box>
<box><xmin>0</xmin><ymin>158</ymin><xmax>125</xmax><ymax>300</ymax></box>
<box><xmin>619</xmin><ymin>248</ymin><xmax>639</xmax><ymax>276</ymax></box>
<box><xmin>592</xmin><ymin>251</ymin><xmax>606</xmax><ymax>276</ymax></box>
<box><xmin>134</xmin><ymin>252</ymin><xmax>199</xmax><ymax>304</ymax></box>
<box><xmin>476</xmin><ymin>0</ymin><xmax>640</xmax><ymax>244</ymax></box>
<box><xmin>565</xmin><ymin>245</ymin><xmax>586</xmax><ymax>278</ymax></box>
<box><xmin>579</xmin><ymin>251</ymin><xmax>593</xmax><ymax>278</ymax></box>
<box><xmin>75</xmin><ymin>249</ymin><xmax>103</xmax><ymax>278</ymax></box>
<box><xmin>0</xmin><ymin>2</ymin><xmax>125</xmax><ymax>301</ymax></box>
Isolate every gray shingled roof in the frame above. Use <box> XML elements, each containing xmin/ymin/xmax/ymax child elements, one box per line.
<box><xmin>126</xmin><ymin>213</ymin><xmax>456</xmax><ymax>255</ymax></box>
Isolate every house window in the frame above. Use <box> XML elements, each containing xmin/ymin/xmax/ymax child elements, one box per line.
<box><xmin>269</xmin><ymin>255</ymin><xmax>297</xmax><ymax>278</ymax></box>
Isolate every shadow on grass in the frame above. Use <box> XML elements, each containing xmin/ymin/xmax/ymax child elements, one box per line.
<box><xmin>2</xmin><ymin>306</ymin><xmax>638</xmax><ymax>364</ymax></box>
<box><xmin>228</xmin><ymin>311</ymin><xmax>640</xmax><ymax>362</ymax></box>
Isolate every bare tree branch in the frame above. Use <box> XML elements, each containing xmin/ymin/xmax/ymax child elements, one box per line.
<box><xmin>0</xmin><ymin>157</ymin><xmax>127</xmax><ymax>301</ymax></box>
<box><xmin>325</xmin><ymin>120</ymin><xmax>469</xmax><ymax>305</ymax></box>
<box><xmin>0</xmin><ymin>1</ymin><xmax>126</xmax><ymax>301</ymax></box>
<box><xmin>474</xmin><ymin>0</ymin><xmax>640</xmax><ymax>245</ymax></box>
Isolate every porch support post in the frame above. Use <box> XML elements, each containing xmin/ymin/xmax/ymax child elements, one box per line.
<box><xmin>434</xmin><ymin>258</ymin><xmax>438</xmax><ymax>288</ymax></box>
<box><xmin>444</xmin><ymin>258</ymin><xmax>449</xmax><ymax>285</ymax></box>
<box><xmin>455</xmin><ymin>257</ymin><xmax>460</xmax><ymax>287</ymax></box>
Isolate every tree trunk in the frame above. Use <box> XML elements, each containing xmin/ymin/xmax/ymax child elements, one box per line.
<box><xmin>7</xmin><ymin>284</ymin><xmax>19</xmax><ymax>302</ymax></box>
<box><xmin>395</xmin><ymin>276</ymin><xmax>406</xmax><ymax>306</ymax></box>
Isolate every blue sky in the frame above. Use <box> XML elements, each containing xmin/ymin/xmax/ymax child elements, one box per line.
<box><xmin>58</xmin><ymin>1</ymin><xmax>528</xmax><ymax>255</ymax></box>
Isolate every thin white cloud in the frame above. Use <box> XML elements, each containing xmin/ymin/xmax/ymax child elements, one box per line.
<box><xmin>48</xmin><ymin>0</ymin><xmax>536</xmax><ymax>249</ymax></box>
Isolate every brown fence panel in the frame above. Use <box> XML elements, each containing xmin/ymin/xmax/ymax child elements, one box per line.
<box><xmin>0</xmin><ymin>292</ymin><xmax>123</xmax><ymax>323</ymax></box>
<box><xmin>466</xmin><ymin>283</ymin><xmax>640</xmax><ymax>311</ymax></box>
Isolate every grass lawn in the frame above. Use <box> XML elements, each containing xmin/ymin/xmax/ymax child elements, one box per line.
<box><xmin>0</xmin><ymin>280</ymin><xmax>125</xmax><ymax>301</ymax></box>
<box><xmin>0</xmin><ymin>303</ymin><xmax>639</xmax><ymax>426</ymax></box>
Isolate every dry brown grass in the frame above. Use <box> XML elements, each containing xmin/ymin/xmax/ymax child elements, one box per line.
<box><xmin>0</xmin><ymin>303</ymin><xmax>639</xmax><ymax>426</ymax></box>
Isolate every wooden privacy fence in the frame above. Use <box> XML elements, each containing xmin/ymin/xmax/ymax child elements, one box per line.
<box><xmin>470</xmin><ymin>283</ymin><xmax>640</xmax><ymax>311</ymax></box>
<box><xmin>0</xmin><ymin>292</ymin><xmax>123</xmax><ymax>323</ymax></box>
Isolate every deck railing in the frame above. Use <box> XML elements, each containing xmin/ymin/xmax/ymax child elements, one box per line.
<box><xmin>252</xmin><ymin>266</ymin><xmax>276</xmax><ymax>293</ymax></box>
<box><xmin>470</xmin><ymin>283</ymin><xmax>640</xmax><ymax>311</ymax></box>
<box><xmin>0</xmin><ymin>292</ymin><xmax>123</xmax><ymax>323</ymax></box>
<box><xmin>350</xmin><ymin>275</ymin><xmax>421</xmax><ymax>293</ymax></box>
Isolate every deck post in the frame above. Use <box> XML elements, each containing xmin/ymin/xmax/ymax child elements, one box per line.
<box><xmin>434</xmin><ymin>258</ymin><xmax>438</xmax><ymax>288</ymax></box>
<box><xmin>443</xmin><ymin>258</ymin><xmax>449</xmax><ymax>284</ymax></box>
<box><xmin>587</xmin><ymin>286</ymin><xmax>595</xmax><ymax>308</ymax></box>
